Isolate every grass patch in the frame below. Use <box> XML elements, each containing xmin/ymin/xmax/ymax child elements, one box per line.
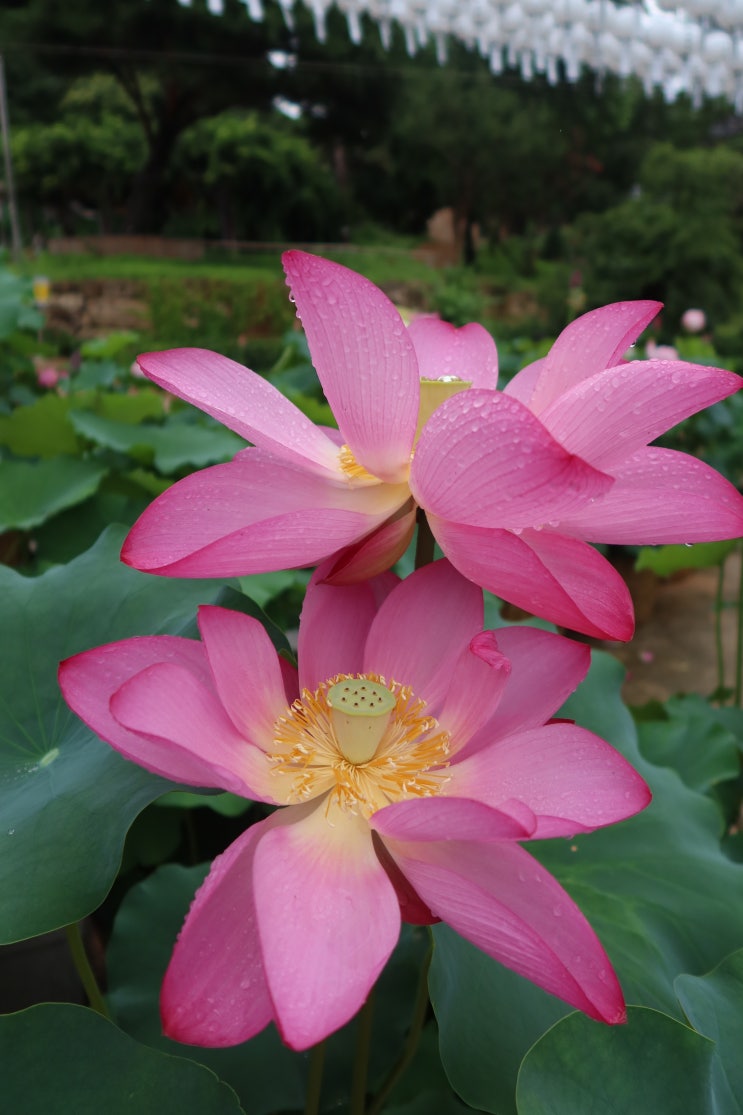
<box><xmin>25</xmin><ymin>252</ymin><xmax>284</xmax><ymax>284</ymax></box>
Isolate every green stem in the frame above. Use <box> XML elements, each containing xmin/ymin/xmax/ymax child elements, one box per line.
<box><xmin>367</xmin><ymin>943</ymin><xmax>432</xmax><ymax>1115</ymax></box>
<box><xmin>304</xmin><ymin>1039</ymin><xmax>326</xmax><ymax>1115</ymax></box>
<box><xmin>714</xmin><ymin>560</ymin><xmax>726</xmax><ymax>698</ymax></box>
<box><xmin>414</xmin><ymin>510</ymin><xmax>436</xmax><ymax>570</ymax></box>
<box><xmin>65</xmin><ymin>921</ymin><xmax>109</xmax><ymax>1019</ymax></box>
<box><xmin>735</xmin><ymin>542</ymin><xmax>743</xmax><ymax>707</ymax></box>
<box><xmin>350</xmin><ymin>990</ymin><xmax>375</xmax><ymax>1115</ymax></box>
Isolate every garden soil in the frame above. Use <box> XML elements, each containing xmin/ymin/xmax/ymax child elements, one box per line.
<box><xmin>601</xmin><ymin>551</ymin><xmax>741</xmax><ymax>708</ymax></box>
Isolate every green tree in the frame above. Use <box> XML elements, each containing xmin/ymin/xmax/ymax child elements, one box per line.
<box><xmin>573</xmin><ymin>143</ymin><xmax>743</xmax><ymax>325</ymax></box>
<box><xmin>1</xmin><ymin>0</ymin><xmax>288</xmax><ymax>231</ymax></box>
<box><xmin>172</xmin><ymin>109</ymin><xmax>341</xmax><ymax>240</ymax></box>
<box><xmin>11</xmin><ymin>75</ymin><xmax>146</xmax><ymax>233</ymax></box>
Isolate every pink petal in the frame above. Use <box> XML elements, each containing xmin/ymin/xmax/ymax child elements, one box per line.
<box><xmin>411</xmin><ymin>390</ymin><xmax>613</xmax><ymax>530</ymax></box>
<box><xmin>474</xmin><ymin>627</ymin><xmax>590</xmax><ymax>745</ymax></box>
<box><xmin>297</xmin><ymin>576</ymin><xmax>380</xmax><ymax>693</ymax></box>
<box><xmin>136</xmin><ymin>348</ymin><xmax>339</xmax><ymax>476</ymax></box>
<box><xmin>161</xmin><ymin>821</ymin><xmax>273</xmax><ymax>1047</ymax></box>
<box><xmin>109</xmin><ymin>662</ymin><xmax>278</xmax><ymax>801</ymax></box>
<box><xmin>428</xmin><ymin>516</ymin><xmax>635</xmax><ymax>641</ymax></box>
<box><xmin>196</xmin><ymin>606</ymin><xmax>288</xmax><ymax>750</ymax></box>
<box><xmin>503</xmin><ymin>356</ymin><xmax>545</xmax><ymax>406</ymax></box>
<box><xmin>283</xmin><ymin>251</ymin><xmax>419</xmax><ymax>482</ymax></box>
<box><xmin>363</xmin><ymin>560</ymin><xmax>484</xmax><ymax>712</ymax></box>
<box><xmin>373</xmin><ymin>835</ymin><xmax>440</xmax><ymax>925</ymax></box>
<box><xmin>253</xmin><ymin>798</ymin><xmax>400</xmax><ymax>1050</ymax></box>
<box><xmin>371</xmin><ymin>796</ymin><xmax>534</xmax><ymax>843</ymax></box>
<box><xmin>382</xmin><ymin>836</ymin><xmax>627</xmax><ymax>1023</ymax></box>
<box><xmin>447</xmin><ymin>722</ymin><xmax>651</xmax><ymax>838</ymax></box>
<box><xmin>59</xmin><ymin>636</ymin><xmax>226</xmax><ymax>787</ymax></box>
<box><xmin>321</xmin><ymin>502</ymin><xmax>417</xmax><ymax>585</ymax></box>
<box><xmin>407</xmin><ymin>317</ymin><xmax>499</xmax><ymax>390</ymax></box>
<box><xmin>540</xmin><ymin>360</ymin><xmax>742</xmax><ymax>470</ymax></box>
<box><xmin>556</xmin><ymin>447</ymin><xmax>743</xmax><ymax>544</ymax></box>
<box><xmin>121</xmin><ymin>449</ymin><xmax>409</xmax><ymax>577</ymax></box>
<box><xmin>528</xmin><ymin>301</ymin><xmax>661</xmax><ymax>414</ymax></box>
<box><xmin>438</xmin><ymin>632</ymin><xmax>512</xmax><ymax>753</ymax></box>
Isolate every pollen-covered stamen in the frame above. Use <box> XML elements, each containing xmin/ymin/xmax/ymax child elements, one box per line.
<box><xmin>338</xmin><ymin>444</ymin><xmax>381</xmax><ymax>486</ymax></box>
<box><xmin>415</xmin><ymin>376</ymin><xmax>472</xmax><ymax>445</ymax></box>
<box><xmin>270</xmin><ymin>673</ymin><xmax>450</xmax><ymax>816</ymax></box>
<box><xmin>327</xmin><ymin>679</ymin><xmax>396</xmax><ymax>764</ymax></box>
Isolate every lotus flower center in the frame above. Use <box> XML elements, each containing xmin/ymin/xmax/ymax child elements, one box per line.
<box><xmin>327</xmin><ymin>679</ymin><xmax>396</xmax><ymax>764</ymax></box>
<box><xmin>338</xmin><ymin>376</ymin><xmax>471</xmax><ymax>483</ymax></box>
<box><xmin>270</xmin><ymin>673</ymin><xmax>450</xmax><ymax>816</ymax></box>
<box><xmin>415</xmin><ymin>376</ymin><xmax>471</xmax><ymax>443</ymax></box>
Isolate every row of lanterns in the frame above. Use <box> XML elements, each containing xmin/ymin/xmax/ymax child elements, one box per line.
<box><xmin>191</xmin><ymin>0</ymin><xmax>743</xmax><ymax>109</ymax></box>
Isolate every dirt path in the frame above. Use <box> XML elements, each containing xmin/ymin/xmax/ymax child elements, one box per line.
<box><xmin>603</xmin><ymin>551</ymin><xmax>740</xmax><ymax>707</ymax></box>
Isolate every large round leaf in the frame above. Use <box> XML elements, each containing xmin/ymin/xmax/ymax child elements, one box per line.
<box><xmin>0</xmin><ymin>1003</ymin><xmax>244</xmax><ymax>1114</ymax></box>
<box><xmin>0</xmin><ymin>526</ymin><xmax>227</xmax><ymax>942</ymax></box>
<box><xmin>70</xmin><ymin>410</ymin><xmax>245</xmax><ymax>473</ymax></box>
<box><xmin>676</xmin><ymin>948</ymin><xmax>743</xmax><ymax>1113</ymax></box>
<box><xmin>515</xmin><ymin>1007</ymin><xmax>716</xmax><ymax>1115</ymax></box>
<box><xmin>432</xmin><ymin>651</ymin><xmax>743</xmax><ymax>1114</ymax></box>
<box><xmin>0</xmin><ymin>457</ymin><xmax>108</xmax><ymax>530</ymax></box>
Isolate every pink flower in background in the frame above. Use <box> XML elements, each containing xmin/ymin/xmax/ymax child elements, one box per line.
<box><xmin>121</xmin><ymin>252</ymin><xmax>743</xmax><ymax>640</ymax></box>
<box><xmin>59</xmin><ymin>561</ymin><xmax>650</xmax><ymax>1051</ymax></box>
<box><xmin>644</xmin><ymin>339</ymin><xmax>679</xmax><ymax>361</ymax></box>
<box><xmin>36</xmin><ymin>366</ymin><xmax>65</xmax><ymax>389</ymax></box>
<box><xmin>681</xmin><ymin>308</ymin><xmax>706</xmax><ymax>334</ymax></box>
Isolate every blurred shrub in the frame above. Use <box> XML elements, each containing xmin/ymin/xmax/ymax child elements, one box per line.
<box><xmin>571</xmin><ymin>143</ymin><xmax>743</xmax><ymax>329</ymax></box>
<box><xmin>11</xmin><ymin>75</ymin><xmax>146</xmax><ymax>234</ymax></box>
<box><xmin>170</xmin><ymin>110</ymin><xmax>342</xmax><ymax>242</ymax></box>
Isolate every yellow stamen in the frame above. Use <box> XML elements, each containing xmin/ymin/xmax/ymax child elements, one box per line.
<box><xmin>338</xmin><ymin>444</ymin><xmax>380</xmax><ymax>485</ymax></box>
<box><xmin>415</xmin><ymin>376</ymin><xmax>471</xmax><ymax>444</ymax></box>
<box><xmin>270</xmin><ymin>673</ymin><xmax>450</xmax><ymax>817</ymax></box>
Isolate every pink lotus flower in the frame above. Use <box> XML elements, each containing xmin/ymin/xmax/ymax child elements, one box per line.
<box><xmin>681</xmin><ymin>308</ymin><xmax>706</xmax><ymax>334</ymax></box>
<box><xmin>121</xmin><ymin>252</ymin><xmax>743</xmax><ymax>640</ymax></box>
<box><xmin>59</xmin><ymin>560</ymin><xmax>650</xmax><ymax>1050</ymax></box>
<box><xmin>644</xmin><ymin>339</ymin><xmax>679</xmax><ymax>361</ymax></box>
<box><xmin>36</xmin><ymin>366</ymin><xmax>65</xmax><ymax>389</ymax></box>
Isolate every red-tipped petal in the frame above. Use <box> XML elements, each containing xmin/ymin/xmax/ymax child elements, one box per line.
<box><xmin>383</xmin><ymin>836</ymin><xmax>627</xmax><ymax>1024</ymax></box>
<box><xmin>447</xmin><ymin>722</ymin><xmax>651</xmax><ymax>838</ymax></box>
<box><xmin>438</xmin><ymin>632</ymin><xmax>512</xmax><ymax>754</ymax></box>
<box><xmin>197</xmin><ymin>606</ymin><xmax>288</xmax><ymax>750</ymax></box>
<box><xmin>58</xmin><ymin>636</ymin><xmax>231</xmax><ymax>789</ymax></box>
<box><xmin>475</xmin><ymin>627</ymin><xmax>590</xmax><ymax>745</ymax></box>
<box><xmin>429</xmin><ymin>516</ymin><xmax>635</xmax><ymax>641</ymax></box>
<box><xmin>161</xmin><ymin>822</ymin><xmax>273</xmax><ymax>1047</ymax></box>
<box><xmin>110</xmin><ymin>662</ymin><xmax>277</xmax><ymax>801</ymax></box>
